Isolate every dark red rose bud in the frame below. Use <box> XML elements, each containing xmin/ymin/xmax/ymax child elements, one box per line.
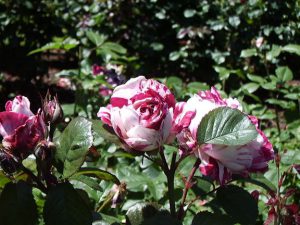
<box><xmin>43</xmin><ymin>92</ymin><xmax>63</xmax><ymax>124</ymax></box>
<box><xmin>34</xmin><ymin>140</ymin><xmax>55</xmax><ymax>161</ymax></box>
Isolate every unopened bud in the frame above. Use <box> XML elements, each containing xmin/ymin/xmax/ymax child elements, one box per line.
<box><xmin>43</xmin><ymin>92</ymin><xmax>63</xmax><ymax>124</ymax></box>
<box><xmin>34</xmin><ymin>140</ymin><xmax>56</xmax><ymax>161</ymax></box>
<box><xmin>111</xmin><ymin>182</ymin><xmax>127</xmax><ymax>208</ymax></box>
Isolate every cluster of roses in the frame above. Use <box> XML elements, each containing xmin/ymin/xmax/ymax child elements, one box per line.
<box><xmin>98</xmin><ymin>76</ymin><xmax>274</xmax><ymax>183</ymax></box>
<box><xmin>0</xmin><ymin>94</ymin><xmax>61</xmax><ymax>173</ymax></box>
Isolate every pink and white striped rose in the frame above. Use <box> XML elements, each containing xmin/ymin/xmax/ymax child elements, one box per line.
<box><xmin>173</xmin><ymin>87</ymin><xmax>274</xmax><ymax>183</ymax></box>
<box><xmin>98</xmin><ymin>76</ymin><xmax>175</xmax><ymax>152</ymax></box>
<box><xmin>0</xmin><ymin>96</ymin><xmax>47</xmax><ymax>160</ymax></box>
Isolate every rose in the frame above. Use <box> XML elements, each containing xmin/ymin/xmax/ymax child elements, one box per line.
<box><xmin>0</xmin><ymin>96</ymin><xmax>47</xmax><ymax>160</ymax></box>
<box><xmin>173</xmin><ymin>87</ymin><xmax>274</xmax><ymax>183</ymax></box>
<box><xmin>98</xmin><ymin>76</ymin><xmax>175</xmax><ymax>152</ymax></box>
<box><xmin>42</xmin><ymin>92</ymin><xmax>63</xmax><ymax>124</ymax></box>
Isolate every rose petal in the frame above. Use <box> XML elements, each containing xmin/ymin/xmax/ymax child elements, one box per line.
<box><xmin>97</xmin><ymin>105</ymin><xmax>112</xmax><ymax>126</ymax></box>
<box><xmin>3</xmin><ymin>115</ymin><xmax>46</xmax><ymax>159</ymax></box>
<box><xmin>111</xmin><ymin>76</ymin><xmax>146</xmax><ymax>107</ymax></box>
<box><xmin>0</xmin><ymin>112</ymin><xmax>29</xmax><ymax>137</ymax></box>
<box><xmin>110</xmin><ymin>107</ymin><xmax>139</xmax><ymax>138</ymax></box>
<box><xmin>6</xmin><ymin>96</ymin><xmax>34</xmax><ymax>116</ymax></box>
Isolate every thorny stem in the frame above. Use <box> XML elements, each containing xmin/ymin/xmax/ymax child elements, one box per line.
<box><xmin>177</xmin><ymin>158</ymin><xmax>201</xmax><ymax>221</ymax></box>
<box><xmin>159</xmin><ymin>149</ymin><xmax>177</xmax><ymax>217</ymax></box>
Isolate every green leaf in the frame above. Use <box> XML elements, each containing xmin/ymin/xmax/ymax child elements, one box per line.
<box><xmin>169</xmin><ymin>51</ymin><xmax>180</xmax><ymax>61</ymax></box>
<box><xmin>266</xmin><ymin>45</ymin><xmax>282</xmax><ymax>61</ymax></box>
<box><xmin>91</xmin><ymin>120</ymin><xmax>122</xmax><ymax>146</ymax></box>
<box><xmin>70</xmin><ymin>174</ymin><xmax>102</xmax><ymax>191</ymax></box>
<box><xmin>184</xmin><ymin>9</ymin><xmax>196</xmax><ymax>18</ymax></box>
<box><xmin>54</xmin><ymin>117</ymin><xmax>93</xmax><ymax>178</ymax></box>
<box><xmin>242</xmin><ymin>82</ymin><xmax>259</xmax><ymax>93</ymax></box>
<box><xmin>240</xmin><ymin>48</ymin><xmax>257</xmax><ymax>58</ymax></box>
<box><xmin>43</xmin><ymin>183</ymin><xmax>92</xmax><ymax>225</ymax></box>
<box><xmin>228</xmin><ymin>16</ymin><xmax>240</xmax><ymax>28</ymax></box>
<box><xmin>247</xmin><ymin>74</ymin><xmax>265</xmax><ymax>84</ymax></box>
<box><xmin>101</xmin><ymin>42</ymin><xmax>127</xmax><ymax>54</ymax></box>
<box><xmin>150</xmin><ymin>42</ymin><xmax>164</xmax><ymax>51</ymax></box>
<box><xmin>86</xmin><ymin>31</ymin><xmax>106</xmax><ymax>46</ymax></box>
<box><xmin>197</xmin><ymin>107</ymin><xmax>258</xmax><ymax>145</ymax></box>
<box><xmin>166</xmin><ymin>76</ymin><xmax>182</xmax><ymax>88</ymax></box>
<box><xmin>126</xmin><ymin>203</ymin><xmax>160</xmax><ymax>225</ymax></box>
<box><xmin>282</xmin><ymin>44</ymin><xmax>300</xmax><ymax>56</ymax></box>
<box><xmin>0</xmin><ymin>171</ymin><xmax>11</xmax><ymax>188</ymax></box>
<box><xmin>192</xmin><ymin>211</ymin><xmax>234</xmax><ymax>225</ymax></box>
<box><xmin>216</xmin><ymin>185</ymin><xmax>258</xmax><ymax>225</ymax></box>
<box><xmin>214</xmin><ymin>66</ymin><xmax>231</xmax><ymax>81</ymax></box>
<box><xmin>266</xmin><ymin>99</ymin><xmax>296</xmax><ymax>109</ymax></box>
<box><xmin>72</xmin><ymin>167</ymin><xmax>120</xmax><ymax>185</ymax></box>
<box><xmin>28</xmin><ymin>38</ymin><xmax>79</xmax><ymax>55</ymax></box>
<box><xmin>187</xmin><ymin>82</ymin><xmax>209</xmax><ymax>94</ymax></box>
<box><xmin>236</xmin><ymin>173</ymin><xmax>276</xmax><ymax>192</ymax></box>
<box><xmin>275</xmin><ymin>66</ymin><xmax>293</xmax><ymax>82</ymax></box>
<box><xmin>0</xmin><ymin>181</ymin><xmax>38</xmax><ymax>225</ymax></box>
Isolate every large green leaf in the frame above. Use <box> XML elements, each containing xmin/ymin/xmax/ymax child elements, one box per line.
<box><xmin>86</xmin><ymin>31</ymin><xmax>106</xmax><ymax>47</ymax></box>
<box><xmin>43</xmin><ymin>183</ymin><xmax>92</xmax><ymax>225</ymax></box>
<box><xmin>91</xmin><ymin>120</ymin><xmax>122</xmax><ymax>146</ymax></box>
<box><xmin>72</xmin><ymin>167</ymin><xmax>120</xmax><ymax>185</ymax></box>
<box><xmin>282</xmin><ymin>44</ymin><xmax>300</xmax><ymax>56</ymax></box>
<box><xmin>0</xmin><ymin>181</ymin><xmax>38</xmax><ymax>225</ymax></box>
<box><xmin>197</xmin><ymin>107</ymin><xmax>258</xmax><ymax>145</ymax></box>
<box><xmin>275</xmin><ymin>66</ymin><xmax>293</xmax><ymax>82</ymax></box>
<box><xmin>54</xmin><ymin>117</ymin><xmax>93</xmax><ymax>178</ymax></box>
<box><xmin>192</xmin><ymin>211</ymin><xmax>234</xmax><ymax>225</ymax></box>
<box><xmin>101</xmin><ymin>42</ymin><xmax>127</xmax><ymax>54</ymax></box>
<box><xmin>216</xmin><ymin>185</ymin><xmax>258</xmax><ymax>225</ymax></box>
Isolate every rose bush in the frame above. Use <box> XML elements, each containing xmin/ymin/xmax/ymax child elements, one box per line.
<box><xmin>173</xmin><ymin>87</ymin><xmax>274</xmax><ymax>183</ymax></box>
<box><xmin>0</xmin><ymin>96</ymin><xmax>47</xmax><ymax>160</ymax></box>
<box><xmin>98</xmin><ymin>76</ymin><xmax>175</xmax><ymax>152</ymax></box>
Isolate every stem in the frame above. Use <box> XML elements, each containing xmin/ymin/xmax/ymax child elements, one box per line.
<box><xmin>177</xmin><ymin>158</ymin><xmax>201</xmax><ymax>221</ymax></box>
<box><xmin>275</xmin><ymin>104</ymin><xmax>281</xmax><ymax>136</ymax></box>
<box><xmin>159</xmin><ymin>150</ymin><xmax>176</xmax><ymax>217</ymax></box>
<box><xmin>21</xmin><ymin>165</ymin><xmax>47</xmax><ymax>193</ymax></box>
<box><xmin>275</xmin><ymin>156</ymin><xmax>281</xmax><ymax>225</ymax></box>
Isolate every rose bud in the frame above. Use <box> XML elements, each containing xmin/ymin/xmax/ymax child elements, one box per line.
<box><xmin>111</xmin><ymin>182</ymin><xmax>127</xmax><ymax>208</ymax></box>
<box><xmin>0</xmin><ymin>96</ymin><xmax>47</xmax><ymax>160</ymax></box>
<box><xmin>98</xmin><ymin>76</ymin><xmax>175</xmax><ymax>152</ymax></box>
<box><xmin>42</xmin><ymin>92</ymin><xmax>63</xmax><ymax>124</ymax></box>
<box><xmin>173</xmin><ymin>87</ymin><xmax>274</xmax><ymax>184</ymax></box>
